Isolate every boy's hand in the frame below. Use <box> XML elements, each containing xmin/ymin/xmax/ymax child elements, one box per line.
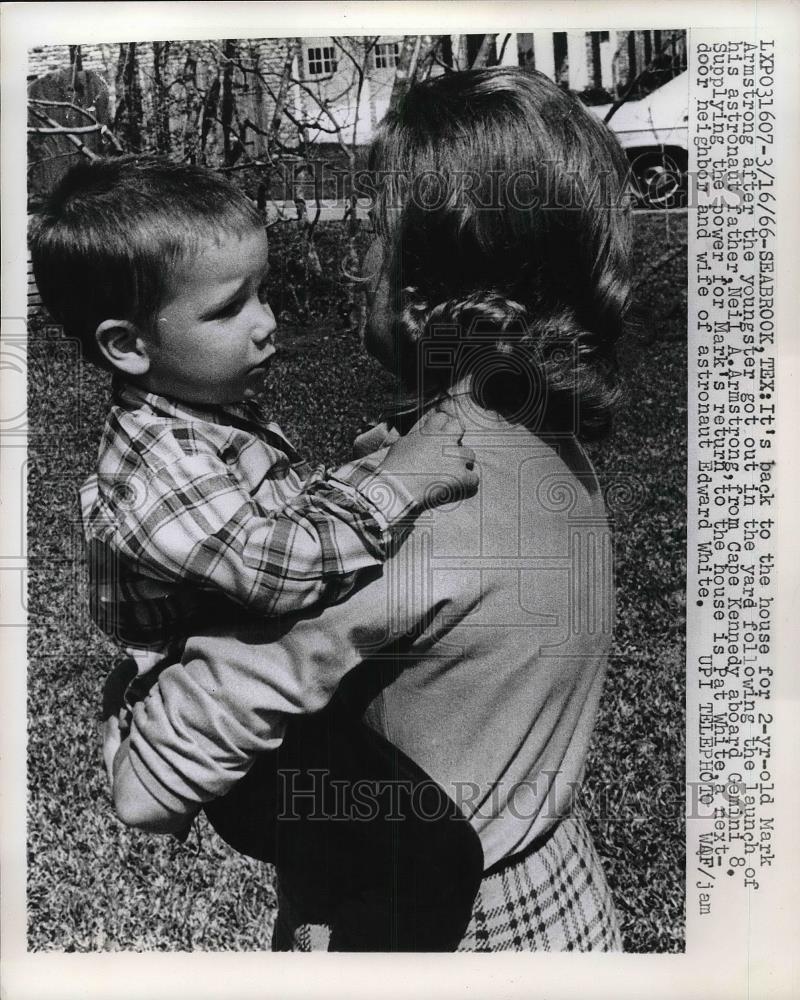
<box><xmin>352</xmin><ymin>421</ymin><xmax>401</xmax><ymax>459</ymax></box>
<box><xmin>379</xmin><ymin>405</ymin><xmax>479</xmax><ymax>509</ymax></box>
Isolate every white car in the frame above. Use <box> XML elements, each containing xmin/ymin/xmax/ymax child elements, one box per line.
<box><xmin>588</xmin><ymin>71</ymin><xmax>688</xmax><ymax>207</ymax></box>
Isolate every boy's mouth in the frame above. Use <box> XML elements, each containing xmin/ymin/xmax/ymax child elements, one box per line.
<box><xmin>250</xmin><ymin>346</ymin><xmax>276</xmax><ymax>372</ymax></box>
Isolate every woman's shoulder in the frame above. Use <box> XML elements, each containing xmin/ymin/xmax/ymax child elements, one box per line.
<box><xmin>456</xmin><ymin>400</ymin><xmax>604</xmax><ymax>517</ymax></box>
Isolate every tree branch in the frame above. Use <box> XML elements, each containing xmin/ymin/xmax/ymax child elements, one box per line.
<box><xmin>497</xmin><ymin>33</ymin><xmax>512</xmax><ymax>65</ymax></box>
<box><xmin>29</xmin><ymin>98</ymin><xmax>101</xmax><ymax>119</ymax></box>
<box><xmin>28</xmin><ymin>99</ymin><xmax>124</xmax><ymax>152</ymax></box>
<box><xmin>604</xmin><ymin>34</ymin><xmax>685</xmax><ymax>125</ymax></box>
<box><xmin>28</xmin><ymin>123</ymin><xmax>107</xmax><ymax>135</ymax></box>
<box><xmin>28</xmin><ymin>106</ymin><xmax>100</xmax><ymax>161</ymax></box>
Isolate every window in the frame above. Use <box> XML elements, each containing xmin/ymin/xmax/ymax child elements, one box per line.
<box><xmin>306</xmin><ymin>45</ymin><xmax>337</xmax><ymax>77</ymax></box>
<box><xmin>373</xmin><ymin>41</ymin><xmax>400</xmax><ymax>69</ymax></box>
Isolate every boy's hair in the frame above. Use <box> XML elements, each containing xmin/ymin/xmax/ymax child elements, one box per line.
<box><xmin>368</xmin><ymin>67</ymin><xmax>633</xmax><ymax>439</ymax></box>
<box><xmin>29</xmin><ymin>156</ymin><xmax>264</xmax><ymax>368</ymax></box>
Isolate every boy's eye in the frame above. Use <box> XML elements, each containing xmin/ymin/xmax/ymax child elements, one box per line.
<box><xmin>213</xmin><ymin>298</ymin><xmax>244</xmax><ymax>320</ymax></box>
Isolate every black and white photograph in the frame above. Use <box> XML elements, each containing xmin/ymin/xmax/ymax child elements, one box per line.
<box><xmin>22</xmin><ymin>23</ymin><xmax>687</xmax><ymax>953</ymax></box>
<box><xmin>1</xmin><ymin>2</ymin><xmax>797</xmax><ymax>997</ymax></box>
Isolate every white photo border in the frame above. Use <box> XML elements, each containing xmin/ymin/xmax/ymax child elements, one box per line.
<box><xmin>2</xmin><ymin>2</ymin><xmax>798</xmax><ymax>998</ymax></box>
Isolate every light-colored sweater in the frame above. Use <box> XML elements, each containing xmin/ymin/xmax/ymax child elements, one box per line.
<box><xmin>127</xmin><ymin>400</ymin><xmax>613</xmax><ymax>868</ymax></box>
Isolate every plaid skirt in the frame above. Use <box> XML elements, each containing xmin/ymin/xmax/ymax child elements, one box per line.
<box><xmin>272</xmin><ymin>811</ymin><xmax>621</xmax><ymax>952</ymax></box>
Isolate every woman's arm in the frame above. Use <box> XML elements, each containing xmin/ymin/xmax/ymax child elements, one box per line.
<box><xmin>110</xmin><ymin>533</ymin><xmax>437</xmax><ymax>828</ymax></box>
<box><xmin>110</xmin><ymin>417</ymin><xmax>478</xmax><ymax>830</ymax></box>
<box><xmin>112</xmin><ymin>739</ymin><xmax>196</xmax><ymax>833</ymax></box>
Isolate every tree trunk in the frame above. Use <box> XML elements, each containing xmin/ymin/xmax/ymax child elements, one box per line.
<box><xmin>416</xmin><ymin>35</ymin><xmax>447</xmax><ymax>82</ymax></box>
<box><xmin>271</xmin><ymin>38</ymin><xmax>300</xmax><ymax>146</ymax></box>
<box><xmin>388</xmin><ymin>36</ymin><xmax>420</xmax><ymax>112</ymax></box>
<box><xmin>181</xmin><ymin>48</ymin><xmax>199</xmax><ymax>162</ymax></box>
<box><xmin>470</xmin><ymin>34</ymin><xmax>498</xmax><ymax>69</ymax></box>
<box><xmin>200</xmin><ymin>76</ymin><xmax>220</xmax><ymax>166</ymax></box>
<box><xmin>114</xmin><ymin>43</ymin><xmax>142</xmax><ymax>151</ymax></box>
<box><xmin>221</xmin><ymin>39</ymin><xmax>237</xmax><ymax>166</ymax></box>
<box><xmin>151</xmin><ymin>41</ymin><xmax>171</xmax><ymax>154</ymax></box>
<box><xmin>249</xmin><ymin>42</ymin><xmax>267</xmax><ymax>161</ymax></box>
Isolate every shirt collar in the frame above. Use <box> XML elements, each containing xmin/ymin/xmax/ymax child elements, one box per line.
<box><xmin>112</xmin><ymin>379</ymin><xmax>298</xmax><ymax>457</ymax></box>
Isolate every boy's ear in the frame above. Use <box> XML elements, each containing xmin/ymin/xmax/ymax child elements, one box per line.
<box><xmin>95</xmin><ymin>320</ymin><xmax>152</xmax><ymax>376</ymax></box>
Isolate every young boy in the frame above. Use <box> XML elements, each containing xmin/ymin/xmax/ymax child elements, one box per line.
<box><xmin>30</xmin><ymin>156</ymin><xmax>478</xmax><ymax>779</ymax></box>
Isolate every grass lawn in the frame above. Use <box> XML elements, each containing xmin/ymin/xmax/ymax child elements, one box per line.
<box><xmin>26</xmin><ymin>211</ymin><xmax>686</xmax><ymax>952</ymax></box>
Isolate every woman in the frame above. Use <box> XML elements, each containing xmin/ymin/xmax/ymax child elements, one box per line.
<box><xmin>113</xmin><ymin>67</ymin><xmax>632</xmax><ymax>951</ymax></box>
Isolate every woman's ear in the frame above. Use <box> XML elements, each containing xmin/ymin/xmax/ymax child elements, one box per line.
<box><xmin>95</xmin><ymin>320</ymin><xmax>151</xmax><ymax>376</ymax></box>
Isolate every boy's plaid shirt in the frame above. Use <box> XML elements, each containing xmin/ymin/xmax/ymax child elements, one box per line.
<box><xmin>80</xmin><ymin>382</ymin><xmax>417</xmax><ymax>674</ymax></box>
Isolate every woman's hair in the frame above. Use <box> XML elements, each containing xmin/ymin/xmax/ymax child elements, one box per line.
<box><xmin>368</xmin><ymin>67</ymin><xmax>633</xmax><ymax>439</ymax></box>
<box><xmin>29</xmin><ymin>156</ymin><xmax>264</xmax><ymax>368</ymax></box>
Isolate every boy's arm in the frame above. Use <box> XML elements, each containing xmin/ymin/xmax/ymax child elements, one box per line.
<box><xmin>102</xmin><ymin>447</ymin><xmax>414</xmax><ymax>616</ymax></box>
<box><xmin>101</xmin><ymin>409</ymin><xmax>475</xmax><ymax>617</ymax></box>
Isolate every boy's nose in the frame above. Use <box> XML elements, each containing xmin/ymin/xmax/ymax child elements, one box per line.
<box><xmin>252</xmin><ymin>304</ymin><xmax>277</xmax><ymax>344</ymax></box>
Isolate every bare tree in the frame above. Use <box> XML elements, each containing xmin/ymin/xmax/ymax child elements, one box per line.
<box><xmin>180</xmin><ymin>48</ymin><xmax>203</xmax><ymax>162</ymax></box>
<box><xmin>220</xmin><ymin>39</ymin><xmax>239</xmax><ymax>166</ymax></box>
<box><xmin>470</xmin><ymin>34</ymin><xmax>499</xmax><ymax>69</ymax></box>
<box><xmin>388</xmin><ymin>36</ymin><xmax>420</xmax><ymax>111</ymax></box>
<box><xmin>271</xmin><ymin>39</ymin><xmax>301</xmax><ymax>147</ymax></box>
<box><xmin>151</xmin><ymin>41</ymin><xmax>171</xmax><ymax>154</ymax></box>
<box><xmin>27</xmin><ymin>35</ymin><xmax>461</xmax><ymax>326</ymax></box>
<box><xmin>114</xmin><ymin>43</ymin><xmax>143</xmax><ymax>151</ymax></box>
<box><xmin>331</xmin><ymin>37</ymin><xmax>380</xmax><ymax>328</ymax></box>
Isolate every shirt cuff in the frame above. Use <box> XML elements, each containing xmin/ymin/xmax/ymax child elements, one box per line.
<box><xmin>328</xmin><ymin>458</ymin><xmax>419</xmax><ymax>535</ymax></box>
